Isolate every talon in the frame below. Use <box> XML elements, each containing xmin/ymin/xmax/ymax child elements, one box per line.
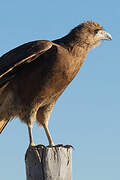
<box><xmin>64</xmin><ymin>145</ymin><xmax>74</xmax><ymax>149</ymax></box>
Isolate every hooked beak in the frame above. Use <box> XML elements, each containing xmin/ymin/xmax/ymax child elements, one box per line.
<box><xmin>96</xmin><ymin>30</ymin><xmax>112</xmax><ymax>41</ymax></box>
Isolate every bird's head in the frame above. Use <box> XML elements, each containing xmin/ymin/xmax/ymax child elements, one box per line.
<box><xmin>70</xmin><ymin>21</ymin><xmax>112</xmax><ymax>49</ymax></box>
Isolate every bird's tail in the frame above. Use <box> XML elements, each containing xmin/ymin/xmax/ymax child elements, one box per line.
<box><xmin>0</xmin><ymin>119</ymin><xmax>9</xmax><ymax>134</ymax></box>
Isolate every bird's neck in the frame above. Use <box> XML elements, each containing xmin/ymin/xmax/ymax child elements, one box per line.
<box><xmin>53</xmin><ymin>34</ymin><xmax>90</xmax><ymax>58</ymax></box>
<box><xmin>53</xmin><ymin>34</ymin><xmax>90</xmax><ymax>83</ymax></box>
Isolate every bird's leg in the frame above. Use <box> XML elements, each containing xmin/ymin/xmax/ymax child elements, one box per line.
<box><xmin>28</xmin><ymin>125</ymin><xmax>35</xmax><ymax>146</ymax></box>
<box><xmin>43</xmin><ymin>124</ymin><xmax>55</xmax><ymax>146</ymax></box>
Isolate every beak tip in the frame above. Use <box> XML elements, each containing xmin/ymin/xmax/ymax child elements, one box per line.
<box><xmin>105</xmin><ymin>32</ymin><xmax>112</xmax><ymax>40</ymax></box>
<box><xmin>108</xmin><ymin>35</ymin><xmax>112</xmax><ymax>41</ymax></box>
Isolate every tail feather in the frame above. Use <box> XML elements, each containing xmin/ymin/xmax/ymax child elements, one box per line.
<box><xmin>0</xmin><ymin>119</ymin><xmax>9</xmax><ymax>134</ymax></box>
<box><xmin>0</xmin><ymin>84</ymin><xmax>14</xmax><ymax>134</ymax></box>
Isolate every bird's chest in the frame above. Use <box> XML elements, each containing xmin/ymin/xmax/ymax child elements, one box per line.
<box><xmin>36</xmin><ymin>53</ymin><xmax>84</xmax><ymax>106</ymax></box>
<box><xmin>52</xmin><ymin>50</ymin><xmax>83</xmax><ymax>85</ymax></box>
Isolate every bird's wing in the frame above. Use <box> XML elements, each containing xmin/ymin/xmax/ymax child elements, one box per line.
<box><xmin>0</xmin><ymin>40</ymin><xmax>57</xmax><ymax>87</ymax></box>
<box><xmin>0</xmin><ymin>119</ymin><xmax>9</xmax><ymax>134</ymax></box>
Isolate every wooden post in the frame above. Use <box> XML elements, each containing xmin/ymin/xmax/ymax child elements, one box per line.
<box><xmin>25</xmin><ymin>145</ymin><xmax>72</xmax><ymax>180</ymax></box>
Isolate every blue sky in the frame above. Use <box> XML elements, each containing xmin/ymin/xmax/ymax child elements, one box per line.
<box><xmin>0</xmin><ymin>1</ymin><xmax>119</xmax><ymax>180</ymax></box>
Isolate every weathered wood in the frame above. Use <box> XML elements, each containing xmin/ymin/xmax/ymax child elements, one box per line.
<box><xmin>25</xmin><ymin>145</ymin><xmax>72</xmax><ymax>180</ymax></box>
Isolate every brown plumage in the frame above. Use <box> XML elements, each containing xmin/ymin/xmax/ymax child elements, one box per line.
<box><xmin>0</xmin><ymin>21</ymin><xmax>112</xmax><ymax>146</ymax></box>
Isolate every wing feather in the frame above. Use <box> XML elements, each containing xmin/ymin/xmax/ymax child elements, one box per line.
<box><xmin>0</xmin><ymin>119</ymin><xmax>9</xmax><ymax>134</ymax></box>
<box><xmin>0</xmin><ymin>40</ymin><xmax>55</xmax><ymax>87</ymax></box>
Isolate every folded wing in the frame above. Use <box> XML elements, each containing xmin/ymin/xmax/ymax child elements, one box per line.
<box><xmin>0</xmin><ymin>40</ymin><xmax>55</xmax><ymax>87</ymax></box>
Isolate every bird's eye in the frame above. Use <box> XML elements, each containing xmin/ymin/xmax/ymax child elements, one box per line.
<box><xmin>94</xmin><ymin>29</ymin><xmax>99</xmax><ymax>34</ymax></box>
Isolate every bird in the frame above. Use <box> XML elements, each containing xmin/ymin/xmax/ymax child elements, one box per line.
<box><xmin>0</xmin><ymin>21</ymin><xmax>112</xmax><ymax>146</ymax></box>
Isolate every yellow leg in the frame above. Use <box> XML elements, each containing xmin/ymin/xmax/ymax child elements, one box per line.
<box><xmin>43</xmin><ymin>124</ymin><xmax>54</xmax><ymax>146</ymax></box>
<box><xmin>28</xmin><ymin>125</ymin><xmax>35</xmax><ymax>146</ymax></box>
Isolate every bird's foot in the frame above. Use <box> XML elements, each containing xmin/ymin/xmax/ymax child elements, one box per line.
<box><xmin>47</xmin><ymin>142</ymin><xmax>55</xmax><ymax>147</ymax></box>
<box><xmin>64</xmin><ymin>144</ymin><xmax>74</xmax><ymax>149</ymax></box>
<box><xmin>55</xmin><ymin>144</ymin><xmax>74</xmax><ymax>149</ymax></box>
<box><xmin>47</xmin><ymin>144</ymin><xmax>74</xmax><ymax>149</ymax></box>
<box><xmin>29</xmin><ymin>142</ymin><xmax>35</xmax><ymax>147</ymax></box>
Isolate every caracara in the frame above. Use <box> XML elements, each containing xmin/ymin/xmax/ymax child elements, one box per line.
<box><xmin>0</xmin><ymin>21</ymin><xmax>112</xmax><ymax>146</ymax></box>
